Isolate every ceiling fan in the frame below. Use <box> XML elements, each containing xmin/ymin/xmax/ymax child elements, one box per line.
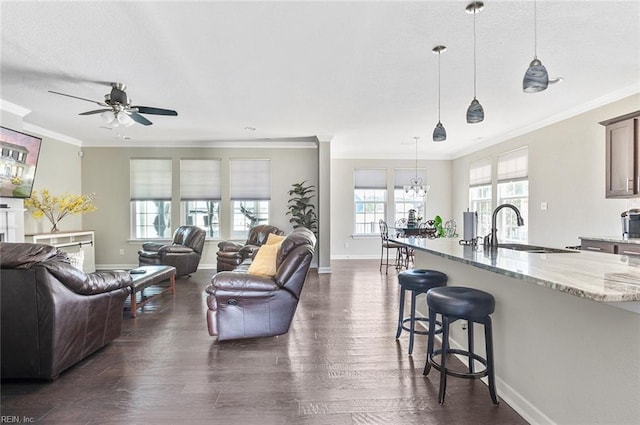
<box><xmin>48</xmin><ymin>82</ymin><xmax>177</xmax><ymax>127</ymax></box>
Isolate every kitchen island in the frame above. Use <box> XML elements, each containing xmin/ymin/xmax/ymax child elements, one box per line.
<box><xmin>391</xmin><ymin>237</ymin><xmax>640</xmax><ymax>425</ymax></box>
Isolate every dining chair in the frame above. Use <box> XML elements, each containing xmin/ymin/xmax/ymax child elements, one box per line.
<box><xmin>395</xmin><ymin>218</ymin><xmax>413</xmax><ymax>268</ymax></box>
<box><xmin>379</xmin><ymin>219</ymin><xmax>404</xmax><ymax>274</ymax></box>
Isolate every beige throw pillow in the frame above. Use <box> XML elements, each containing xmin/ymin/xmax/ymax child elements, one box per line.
<box><xmin>265</xmin><ymin>233</ymin><xmax>285</xmax><ymax>245</ymax></box>
<box><xmin>248</xmin><ymin>242</ymin><xmax>281</xmax><ymax>277</ymax></box>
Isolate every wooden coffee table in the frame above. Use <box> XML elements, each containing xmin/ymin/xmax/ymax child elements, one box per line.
<box><xmin>128</xmin><ymin>265</ymin><xmax>176</xmax><ymax>318</ymax></box>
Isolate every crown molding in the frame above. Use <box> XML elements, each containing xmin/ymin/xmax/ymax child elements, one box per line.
<box><xmin>0</xmin><ymin>99</ymin><xmax>31</xmax><ymax>117</ymax></box>
<box><xmin>23</xmin><ymin>123</ymin><xmax>83</xmax><ymax>146</ymax></box>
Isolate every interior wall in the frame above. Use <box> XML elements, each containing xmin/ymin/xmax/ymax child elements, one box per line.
<box><xmin>330</xmin><ymin>158</ymin><xmax>452</xmax><ymax>258</ymax></box>
<box><xmin>0</xmin><ymin>110</ymin><xmax>83</xmax><ymax>237</ymax></box>
<box><xmin>80</xmin><ymin>146</ymin><xmax>318</xmax><ymax>269</ymax></box>
<box><xmin>452</xmin><ymin>93</ymin><xmax>640</xmax><ymax>248</ymax></box>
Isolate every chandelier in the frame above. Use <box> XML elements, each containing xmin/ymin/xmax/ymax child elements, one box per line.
<box><xmin>404</xmin><ymin>136</ymin><xmax>430</xmax><ymax>197</ymax></box>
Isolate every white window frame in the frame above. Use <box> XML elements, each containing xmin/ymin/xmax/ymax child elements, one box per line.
<box><xmin>229</xmin><ymin>159</ymin><xmax>271</xmax><ymax>239</ymax></box>
<box><xmin>130</xmin><ymin>159</ymin><xmax>172</xmax><ymax>239</ymax></box>
<box><xmin>354</xmin><ymin>169</ymin><xmax>387</xmax><ymax>235</ymax></box>
<box><xmin>497</xmin><ymin>147</ymin><xmax>529</xmax><ymax>243</ymax></box>
<box><xmin>180</xmin><ymin>159</ymin><xmax>221</xmax><ymax>238</ymax></box>
<box><xmin>394</xmin><ymin>168</ymin><xmax>426</xmax><ymax>224</ymax></box>
<box><xmin>468</xmin><ymin>157</ymin><xmax>493</xmax><ymax>238</ymax></box>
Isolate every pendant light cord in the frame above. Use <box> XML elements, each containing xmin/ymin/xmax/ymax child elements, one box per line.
<box><xmin>473</xmin><ymin>6</ymin><xmax>477</xmax><ymax>98</ymax></box>
<box><xmin>437</xmin><ymin>51</ymin><xmax>441</xmax><ymax>121</ymax></box>
<box><xmin>533</xmin><ymin>0</ymin><xmax>538</xmax><ymax>59</ymax></box>
<box><xmin>414</xmin><ymin>136</ymin><xmax>419</xmax><ymax>180</ymax></box>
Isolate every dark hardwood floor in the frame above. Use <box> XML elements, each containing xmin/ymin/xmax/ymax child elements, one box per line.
<box><xmin>1</xmin><ymin>260</ymin><xmax>527</xmax><ymax>424</ymax></box>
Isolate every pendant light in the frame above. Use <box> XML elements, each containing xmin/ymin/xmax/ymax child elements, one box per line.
<box><xmin>465</xmin><ymin>1</ymin><xmax>484</xmax><ymax>124</ymax></box>
<box><xmin>523</xmin><ymin>0</ymin><xmax>549</xmax><ymax>93</ymax></box>
<box><xmin>432</xmin><ymin>45</ymin><xmax>447</xmax><ymax>142</ymax></box>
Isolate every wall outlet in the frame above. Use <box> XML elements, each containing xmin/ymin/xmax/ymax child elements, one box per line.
<box><xmin>540</xmin><ymin>201</ymin><xmax>548</xmax><ymax>210</ymax></box>
<box><xmin>119</xmin><ymin>249</ymin><xmax>124</xmax><ymax>256</ymax></box>
<box><xmin>344</xmin><ymin>241</ymin><xmax>349</xmax><ymax>249</ymax></box>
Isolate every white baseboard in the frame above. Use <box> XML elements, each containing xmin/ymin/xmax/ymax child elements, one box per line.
<box><xmin>331</xmin><ymin>254</ymin><xmax>379</xmax><ymax>260</ymax></box>
<box><xmin>413</xmin><ymin>321</ymin><xmax>555</xmax><ymax>425</ymax></box>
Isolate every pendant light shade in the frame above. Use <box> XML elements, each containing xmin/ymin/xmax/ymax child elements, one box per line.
<box><xmin>432</xmin><ymin>45</ymin><xmax>447</xmax><ymax>142</ymax></box>
<box><xmin>433</xmin><ymin>121</ymin><xmax>446</xmax><ymax>142</ymax></box>
<box><xmin>523</xmin><ymin>58</ymin><xmax>549</xmax><ymax>93</ymax></box>
<box><xmin>466</xmin><ymin>2</ymin><xmax>484</xmax><ymax>124</ymax></box>
<box><xmin>466</xmin><ymin>98</ymin><xmax>485</xmax><ymax>124</ymax></box>
<box><xmin>523</xmin><ymin>0</ymin><xmax>549</xmax><ymax>93</ymax></box>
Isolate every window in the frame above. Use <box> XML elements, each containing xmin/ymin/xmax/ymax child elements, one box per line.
<box><xmin>230</xmin><ymin>159</ymin><xmax>270</xmax><ymax>239</ymax></box>
<box><xmin>180</xmin><ymin>159</ymin><xmax>221</xmax><ymax>238</ymax></box>
<box><xmin>469</xmin><ymin>157</ymin><xmax>493</xmax><ymax>238</ymax></box>
<box><xmin>497</xmin><ymin>147</ymin><xmax>529</xmax><ymax>242</ymax></box>
<box><xmin>394</xmin><ymin>168</ymin><xmax>426</xmax><ymax>224</ymax></box>
<box><xmin>354</xmin><ymin>169</ymin><xmax>386</xmax><ymax>234</ymax></box>
<box><xmin>130</xmin><ymin>159</ymin><xmax>172</xmax><ymax>239</ymax></box>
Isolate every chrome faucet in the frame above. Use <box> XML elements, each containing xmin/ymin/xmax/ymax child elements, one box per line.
<box><xmin>484</xmin><ymin>204</ymin><xmax>525</xmax><ymax>248</ymax></box>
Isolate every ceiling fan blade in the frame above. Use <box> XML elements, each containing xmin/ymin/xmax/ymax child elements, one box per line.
<box><xmin>48</xmin><ymin>90</ymin><xmax>107</xmax><ymax>106</ymax></box>
<box><xmin>129</xmin><ymin>112</ymin><xmax>153</xmax><ymax>126</ymax></box>
<box><xmin>133</xmin><ymin>106</ymin><xmax>178</xmax><ymax>116</ymax></box>
<box><xmin>79</xmin><ymin>109</ymin><xmax>111</xmax><ymax>116</ymax></box>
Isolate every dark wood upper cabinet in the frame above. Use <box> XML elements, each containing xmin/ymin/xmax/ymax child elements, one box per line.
<box><xmin>600</xmin><ymin>111</ymin><xmax>640</xmax><ymax>198</ymax></box>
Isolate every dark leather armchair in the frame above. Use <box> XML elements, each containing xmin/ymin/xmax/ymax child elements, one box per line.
<box><xmin>0</xmin><ymin>242</ymin><xmax>132</xmax><ymax>380</ymax></box>
<box><xmin>216</xmin><ymin>224</ymin><xmax>285</xmax><ymax>271</ymax></box>
<box><xmin>138</xmin><ymin>225</ymin><xmax>206</xmax><ymax>277</ymax></box>
<box><xmin>206</xmin><ymin>227</ymin><xmax>316</xmax><ymax>341</ymax></box>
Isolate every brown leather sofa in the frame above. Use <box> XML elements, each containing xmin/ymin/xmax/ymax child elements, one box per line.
<box><xmin>206</xmin><ymin>227</ymin><xmax>316</xmax><ymax>341</ymax></box>
<box><xmin>138</xmin><ymin>225</ymin><xmax>206</xmax><ymax>277</ymax></box>
<box><xmin>0</xmin><ymin>243</ymin><xmax>132</xmax><ymax>380</ymax></box>
<box><xmin>216</xmin><ymin>224</ymin><xmax>285</xmax><ymax>271</ymax></box>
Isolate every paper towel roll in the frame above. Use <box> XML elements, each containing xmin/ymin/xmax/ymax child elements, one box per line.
<box><xmin>463</xmin><ymin>211</ymin><xmax>477</xmax><ymax>241</ymax></box>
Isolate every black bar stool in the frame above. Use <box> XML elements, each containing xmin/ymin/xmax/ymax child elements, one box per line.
<box><xmin>423</xmin><ymin>286</ymin><xmax>498</xmax><ymax>405</ymax></box>
<box><xmin>396</xmin><ymin>269</ymin><xmax>447</xmax><ymax>355</ymax></box>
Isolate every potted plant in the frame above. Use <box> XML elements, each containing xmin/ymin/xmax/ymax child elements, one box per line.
<box><xmin>433</xmin><ymin>215</ymin><xmax>446</xmax><ymax>238</ymax></box>
<box><xmin>286</xmin><ymin>181</ymin><xmax>318</xmax><ymax>235</ymax></box>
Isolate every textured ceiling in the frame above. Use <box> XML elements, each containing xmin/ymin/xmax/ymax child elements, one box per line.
<box><xmin>1</xmin><ymin>1</ymin><xmax>639</xmax><ymax>159</ymax></box>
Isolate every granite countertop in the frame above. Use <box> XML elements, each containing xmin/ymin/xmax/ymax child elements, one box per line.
<box><xmin>390</xmin><ymin>237</ymin><xmax>640</xmax><ymax>303</ymax></box>
<box><xmin>579</xmin><ymin>236</ymin><xmax>640</xmax><ymax>244</ymax></box>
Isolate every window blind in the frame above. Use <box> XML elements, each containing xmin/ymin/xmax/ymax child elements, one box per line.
<box><xmin>469</xmin><ymin>157</ymin><xmax>492</xmax><ymax>186</ymax></box>
<box><xmin>394</xmin><ymin>168</ymin><xmax>427</xmax><ymax>188</ymax></box>
<box><xmin>130</xmin><ymin>159</ymin><xmax>172</xmax><ymax>200</ymax></box>
<box><xmin>180</xmin><ymin>159</ymin><xmax>221</xmax><ymax>200</ymax></box>
<box><xmin>497</xmin><ymin>147</ymin><xmax>528</xmax><ymax>182</ymax></box>
<box><xmin>354</xmin><ymin>169</ymin><xmax>386</xmax><ymax>189</ymax></box>
<box><xmin>230</xmin><ymin>159</ymin><xmax>271</xmax><ymax>200</ymax></box>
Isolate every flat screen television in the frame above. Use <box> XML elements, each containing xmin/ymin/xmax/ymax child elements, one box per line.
<box><xmin>0</xmin><ymin>126</ymin><xmax>42</xmax><ymax>198</ymax></box>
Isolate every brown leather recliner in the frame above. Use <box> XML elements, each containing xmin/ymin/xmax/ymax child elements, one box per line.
<box><xmin>138</xmin><ymin>225</ymin><xmax>206</xmax><ymax>277</ymax></box>
<box><xmin>216</xmin><ymin>224</ymin><xmax>285</xmax><ymax>271</ymax></box>
<box><xmin>206</xmin><ymin>227</ymin><xmax>316</xmax><ymax>341</ymax></box>
<box><xmin>0</xmin><ymin>242</ymin><xmax>132</xmax><ymax>381</ymax></box>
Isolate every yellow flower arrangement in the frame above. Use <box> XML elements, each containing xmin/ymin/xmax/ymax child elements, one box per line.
<box><xmin>24</xmin><ymin>189</ymin><xmax>97</xmax><ymax>233</ymax></box>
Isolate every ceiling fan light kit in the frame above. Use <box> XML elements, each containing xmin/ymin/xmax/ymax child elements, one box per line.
<box><xmin>523</xmin><ymin>0</ymin><xmax>550</xmax><ymax>93</ymax></box>
<box><xmin>432</xmin><ymin>45</ymin><xmax>447</xmax><ymax>142</ymax></box>
<box><xmin>465</xmin><ymin>1</ymin><xmax>485</xmax><ymax>124</ymax></box>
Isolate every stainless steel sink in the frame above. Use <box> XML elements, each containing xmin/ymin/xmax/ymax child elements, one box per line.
<box><xmin>497</xmin><ymin>243</ymin><xmax>578</xmax><ymax>254</ymax></box>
